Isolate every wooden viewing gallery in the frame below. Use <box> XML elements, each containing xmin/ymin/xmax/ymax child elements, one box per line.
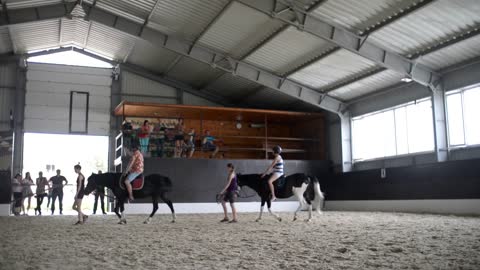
<box><xmin>114</xmin><ymin>101</ymin><xmax>325</xmax><ymax>161</ymax></box>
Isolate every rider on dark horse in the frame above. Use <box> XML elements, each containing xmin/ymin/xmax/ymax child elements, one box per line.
<box><xmin>123</xmin><ymin>142</ymin><xmax>144</xmax><ymax>201</ymax></box>
<box><xmin>261</xmin><ymin>145</ymin><xmax>284</xmax><ymax>201</ymax></box>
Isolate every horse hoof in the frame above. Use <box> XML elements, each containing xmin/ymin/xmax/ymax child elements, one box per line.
<box><xmin>293</xmin><ymin>217</ymin><xmax>297</xmax><ymax>222</ymax></box>
<box><xmin>143</xmin><ymin>220</ymin><xmax>150</xmax><ymax>224</ymax></box>
<box><xmin>255</xmin><ymin>219</ymin><xmax>260</xmax><ymax>222</ymax></box>
<box><xmin>171</xmin><ymin>220</ymin><xmax>176</xmax><ymax>223</ymax></box>
<box><xmin>278</xmin><ymin>218</ymin><xmax>282</xmax><ymax>222</ymax></box>
<box><xmin>305</xmin><ymin>219</ymin><xmax>312</xmax><ymax>223</ymax></box>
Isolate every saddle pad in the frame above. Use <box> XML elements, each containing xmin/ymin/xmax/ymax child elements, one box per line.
<box><xmin>276</xmin><ymin>175</ymin><xmax>286</xmax><ymax>189</ymax></box>
<box><xmin>120</xmin><ymin>174</ymin><xmax>144</xmax><ymax>190</ymax></box>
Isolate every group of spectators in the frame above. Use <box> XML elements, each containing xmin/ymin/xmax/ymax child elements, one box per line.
<box><xmin>11</xmin><ymin>169</ymin><xmax>107</xmax><ymax>216</ymax></box>
<box><xmin>122</xmin><ymin>118</ymin><xmax>220</xmax><ymax>158</ymax></box>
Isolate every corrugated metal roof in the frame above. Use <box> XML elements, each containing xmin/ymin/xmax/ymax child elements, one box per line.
<box><xmin>329</xmin><ymin>69</ymin><xmax>404</xmax><ymax>101</ymax></box>
<box><xmin>244</xmin><ymin>26</ymin><xmax>335</xmax><ymax>75</ymax></box>
<box><xmin>370</xmin><ymin>0</ymin><xmax>480</xmax><ymax>55</ymax></box>
<box><xmin>288</xmin><ymin>49</ymin><xmax>377</xmax><ymax>89</ymax></box>
<box><xmin>9</xmin><ymin>19</ymin><xmax>60</xmax><ymax>53</ymax></box>
<box><xmin>418</xmin><ymin>34</ymin><xmax>480</xmax><ymax>71</ymax></box>
<box><xmin>243</xmin><ymin>87</ymin><xmax>298</xmax><ymax>110</ymax></box>
<box><xmin>60</xmin><ymin>18</ymin><xmax>89</xmax><ymax>47</ymax></box>
<box><xmin>167</xmin><ymin>57</ymin><xmax>224</xmax><ymax>88</ymax></box>
<box><xmin>91</xmin><ymin>0</ymin><xmax>157</xmax><ymax>24</ymax></box>
<box><xmin>86</xmin><ymin>22</ymin><xmax>137</xmax><ymax>61</ymax></box>
<box><xmin>6</xmin><ymin>0</ymin><xmax>74</xmax><ymax>9</ymax></box>
<box><xmin>198</xmin><ymin>1</ymin><xmax>285</xmax><ymax>59</ymax></box>
<box><xmin>148</xmin><ymin>0</ymin><xmax>228</xmax><ymax>41</ymax></box>
<box><xmin>206</xmin><ymin>73</ymin><xmax>260</xmax><ymax>100</ymax></box>
<box><xmin>310</xmin><ymin>0</ymin><xmax>418</xmax><ymax>33</ymax></box>
<box><xmin>127</xmin><ymin>39</ymin><xmax>181</xmax><ymax>74</ymax></box>
<box><xmin>0</xmin><ymin>26</ymin><xmax>13</xmax><ymax>54</ymax></box>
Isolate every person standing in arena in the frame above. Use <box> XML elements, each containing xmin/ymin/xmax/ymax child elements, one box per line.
<box><xmin>72</xmin><ymin>164</ymin><xmax>87</xmax><ymax>225</ymax></box>
<box><xmin>93</xmin><ymin>170</ymin><xmax>107</xmax><ymax>215</ymax></box>
<box><xmin>261</xmin><ymin>145</ymin><xmax>284</xmax><ymax>202</ymax></box>
<box><xmin>219</xmin><ymin>163</ymin><xmax>238</xmax><ymax>223</ymax></box>
<box><xmin>11</xmin><ymin>174</ymin><xmax>23</xmax><ymax>216</ymax></box>
<box><xmin>34</xmin><ymin>171</ymin><xmax>49</xmax><ymax>215</ymax></box>
<box><xmin>49</xmin><ymin>169</ymin><xmax>68</xmax><ymax>215</ymax></box>
<box><xmin>22</xmin><ymin>172</ymin><xmax>34</xmax><ymax>215</ymax></box>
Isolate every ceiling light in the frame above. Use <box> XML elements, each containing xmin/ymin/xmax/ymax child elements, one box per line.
<box><xmin>401</xmin><ymin>77</ymin><xmax>413</xmax><ymax>83</ymax></box>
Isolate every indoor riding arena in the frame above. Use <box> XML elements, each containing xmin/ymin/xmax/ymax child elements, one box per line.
<box><xmin>1</xmin><ymin>1</ymin><xmax>480</xmax><ymax>269</ymax></box>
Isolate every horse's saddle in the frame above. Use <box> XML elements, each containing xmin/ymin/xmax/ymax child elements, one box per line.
<box><xmin>120</xmin><ymin>174</ymin><xmax>144</xmax><ymax>191</ymax></box>
<box><xmin>276</xmin><ymin>175</ymin><xmax>286</xmax><ymax>189</ymax></box>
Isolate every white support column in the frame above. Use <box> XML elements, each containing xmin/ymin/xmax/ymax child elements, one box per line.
<box><xmin>339</xmin><ymin>112</ymin><xmax>353</xmax><ymax>172</ymax></box>
<box><xmin>12</xmin><ymin>57</ymin><xmax>27</xmax><ymax>174</ymax></box>
<box><xmin>431</xmin><ymin>84</ymin><xmax>448</xmax><ymax>162</ymax></box>
<box><xmin>109</xmin><ymin>66</ymin><xmax>121</xmax><ymax>172</ymax></box>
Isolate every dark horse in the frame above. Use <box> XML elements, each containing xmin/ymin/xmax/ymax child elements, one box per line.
<box><xmin>84</xmin><ymin>173</ymin><xmax>175</xmax><ymax>224</ymax></box>
<box><xmin>237</xmin><ymin>173</ymin><xmax>324</xmax><ymax>222</ymax></box>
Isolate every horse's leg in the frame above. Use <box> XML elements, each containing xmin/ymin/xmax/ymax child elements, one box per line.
<box><xmin>304</xmin><ymin>197</ymin><xmax>313</xmax><ymax>222</ymax></box>
<box><xmin>144</xmin><ymin>195</ymin><xmax>158</xmax><ymax>224</ymax></box>
<box><xmin>256</xmin><ymin>199</ymin><xmax>266</xmax><ymax>222</ymax></box>
<box><xmin>292</xmin><ymin>187</ymin><xmax>304</xmax><ymax>222</ymax></box>
<box><xmin>267</xmin><ymin>199</ymin><xmax>282</xmax><ymax>222</ymax></box>
<box><xmin>119</xmin><ymin>200</ymin><xmax>127</xmax><ymax>225</ymax></box>
<box><xmin>160</xmin><ymin>192</ymin><xmax>176</xmax><ymax>223</ymax></box>
<box><xmin>114</xmin><ymin>199</ymin><xmax>121</xmax><ymax>220</ymax></box>
<box><xmin>313</xmin><ymin>180</ymin><xmax>325</xmax><ymax>215</ymax></box>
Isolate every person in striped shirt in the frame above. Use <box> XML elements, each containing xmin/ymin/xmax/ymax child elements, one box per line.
<box><xmin>261</xmin><ymin>146</ymin><xmax>284</xmax><ymax>201</ymax></box>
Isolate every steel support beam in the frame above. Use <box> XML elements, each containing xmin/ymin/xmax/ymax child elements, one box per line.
<box><xmin>430</xmin><ymin>83</ymin><xmax>448</xmax><ymax>162</ymax></box>
<box><xmin>109</xmin><ymin>68</ymin><xmax>122</xmax><ymax>172</ymax></box>
<box><xmin>12</xmin><ymin>57</ymin><xmax>26</xmax><ymax>175</ymax></box>
<box><xmin>235</xmin><ymin>0</ymin><xmax>440</xmax><ymax>88</ymax></box>
<box><xmin>339</xmin><ymin>112</ymin><xmax>352</xmax><ymax>172</ymax></box>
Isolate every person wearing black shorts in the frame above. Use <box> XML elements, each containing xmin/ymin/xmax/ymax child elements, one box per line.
<box><xmin>72</xmin><ymin>164</ymin><xmax>88</xmax><ymax>225</ymax></box>
<box><xmin>219</xmin><ymin>163</ymin><xmax>238</xmax><ymax>223</ymax></box>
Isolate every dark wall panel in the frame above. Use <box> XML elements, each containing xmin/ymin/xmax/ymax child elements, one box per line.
<box><xmin>320</xmin><ymin>159</ymin><xmax>480</xmax><ymax>200</ymax></box>
<box><xmin>136</xmin><ymin>158</ymin><xmax>329</xmax><ymax>203</ymax></box>
<box><xmin>0</xmin><ymin>170</ymin><xmax>11</xmax><ymax>204</ymax></box>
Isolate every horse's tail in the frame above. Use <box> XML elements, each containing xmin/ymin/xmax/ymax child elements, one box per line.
<box><xmin>311</xmin><ymin>176</ymin><xmax>325</xmax><ymax>212</ymax></box>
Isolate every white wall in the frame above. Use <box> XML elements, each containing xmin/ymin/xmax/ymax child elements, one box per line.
<box><xmin>25</xmin><ymin>63</ymin><xmax>112</xmax><ymax>135</ymax></box>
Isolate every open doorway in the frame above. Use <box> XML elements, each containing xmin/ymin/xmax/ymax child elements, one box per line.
<box><xmin>23</xmin><ymin>133</ymin><xmax>109</xmax><ymax>215</ymax></box>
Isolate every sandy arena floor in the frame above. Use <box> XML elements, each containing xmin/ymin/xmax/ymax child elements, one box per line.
<box><xmin>0</xmin><ymin>211</ymin><xmax>479</xmax><ymax>270</ymax></box>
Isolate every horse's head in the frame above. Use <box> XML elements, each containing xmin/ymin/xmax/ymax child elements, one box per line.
<box><xmin>84</xmin><ymin>173</ymin><xmax>98</xmax><ymax>195</ymax></box>
<box><xmin>236</xmin><ymin>173</ymin><xmax>262</xmax><ymax>189</ymax></box>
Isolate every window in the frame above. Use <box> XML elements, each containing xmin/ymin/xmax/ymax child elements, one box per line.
<box><xmin>446</xmin><ymin>85</ymin><xmax>480</xmax><ymax>147</ymax></box>
<box><xmin>352</xmin><ymin>98</ymin><xmax>435</xmax><ymax>161</ymax></box>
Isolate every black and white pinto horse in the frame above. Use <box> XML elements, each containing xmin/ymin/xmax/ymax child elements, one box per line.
<box><xmin>84</xmin><ymin>173</ymin><xmax>175</xmax><ymax>224</ymax></box>
<box><xmin>237</xmin><ymin>173</ymin><xmax>324</xmax><ymax>222</ymax></box>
